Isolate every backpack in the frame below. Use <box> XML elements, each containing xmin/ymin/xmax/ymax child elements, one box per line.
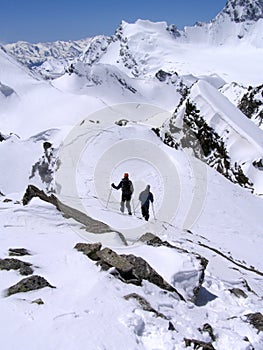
<box><xmin>122</xmin><ymin>178</ymin><xmax>133</xmax><ymax>195</ymax></box>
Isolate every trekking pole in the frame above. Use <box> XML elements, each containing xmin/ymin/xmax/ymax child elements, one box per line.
<box><xmin>106</xmin><ymin>187</ymin><xmax>112</xmax><ymax>208</ymax></box>
<box><xmin>133</xmin><ymin>200</ymin><xmax>140</xmax><ymax>216</ymax></box>
<box><xmin>152</xmin><ymin>202</ymin><xmax>157</xmax><ymax>221</ymax></box>
<box><xmin>132</xmin><ymin>199</ymin><xmax>136</xmax><ymax>215</ymax></box>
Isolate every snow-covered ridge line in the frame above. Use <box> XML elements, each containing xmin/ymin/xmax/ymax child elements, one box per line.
<box><xmin>192</xmin><ymin>81</ymin><xmax>263</xmax><ymax>153</ymax></box>
<box><xmin>3</xmin><ymin>0</ymin><xmax>263</xmax><ymax>83</ymax></box>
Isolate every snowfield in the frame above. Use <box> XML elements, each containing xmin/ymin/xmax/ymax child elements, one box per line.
<box><xmin>1</xmin><ymin>0</ymin><xmax>263</xmax><ymax>349</ymax></box>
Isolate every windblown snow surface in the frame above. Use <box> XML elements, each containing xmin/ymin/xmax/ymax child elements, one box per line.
<box><xmin>1</xmin><ymin>2</ymin><xmax>263</xmax><ymax>349</ymax></box>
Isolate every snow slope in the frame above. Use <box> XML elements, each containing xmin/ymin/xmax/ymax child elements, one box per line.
<box><xmin>1</xmin><ymin>0</ymin><xmax>263</xmax><ymax>349</ymax></box>
<box><xmin>1</xmin><ymin>119</ymin><xmax>263</xmax><ymax>349</ymax></box>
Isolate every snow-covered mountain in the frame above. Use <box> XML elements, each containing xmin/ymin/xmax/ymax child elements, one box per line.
<box><xmin>4</xmin><ymin>38</ymin><xmax>92</xmax><ymax>79</ymax></box>
<box><xmin>4</xmin><ymin>0</ymin><xmax>263</xmax><ymax>80</ymax></box>
<box><xmin>1</xmin><ymin>1</ymin><xmax>263</xmax><ymax>349</ymax></box>
<box><xmin>219</xmin><ymin>0</ymin><xmax>263</xmax><ymax>22</ymax></box>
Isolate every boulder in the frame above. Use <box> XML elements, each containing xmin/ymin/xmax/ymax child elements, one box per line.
<box><xmin>139</xmin><ymin>233</ymin><xmax>208</xmax><ymax>303</ymax></box>
<box><xmin>229</xmin><ymin>288</ymin><xmax>248</xmax><ymax>299</ymax></box>
<box><xmin>97</xmin><ymin>248</ymin><xmax>133</xmax><ymax>273</ymax></box>
<box><xmin>123</xmin><ymin>254</ymin><xmax>181</xmax><ymax>295</ymax></box>
<box><xmin>245</xmin><ymin>312</ymin><xmax>263</xmax><ymax>332</ymax></box>
<box><xmin>124</xmin><ymin>293</ymin><xmax>168</xmax><ymax>319</ymax></box>
<box><xmin>8</xmin><ymin>248</ymin><xmax>31</xmax><ymax>257</ymax></box>
<box><xmin>3</xmin><ymin>198</ymin><xmax>12</xmax><ymax>203</ymax></box>
<box><xmin>0</xmin><ymin>258</ymin><xmax>33</xmax><ymax>275</ymax></box>
<box><xmin>95</xmin><ymin>247</ymin><xmax>185</xmax><ymax>300</ymax></box>
<box><xmin>74</xmin><ymin>242</ymin><xmax>102</xmax><ymax>260</ymax></box>
<box><xmin>31</xmin><ymin>298</ymin><xmax>44</xmax><ymax>305</ymax></box>
<box><xmin>22</xmin><ymin>185</ymin><xmax>117</xmax><ymax>235</ymax></box>
<box><xmin>198</xmin><ymin>323</ymin><xmax>216</xmax><ymax>342</ymax></box>
<box><xmin>184</xmin><ymin>338</ymin><xmax>215</xmax><ymax>349</ymax></box>
<box><xmin>6</xmin><ymin>275</ymin><xmax>55</xmax><ymax>297</ymax></box>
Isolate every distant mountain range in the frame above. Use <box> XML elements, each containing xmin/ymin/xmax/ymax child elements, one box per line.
<box><xmin>1</xmin><ymin>0</ymin><xmax>263</xmax><ymax>194</ymax></box>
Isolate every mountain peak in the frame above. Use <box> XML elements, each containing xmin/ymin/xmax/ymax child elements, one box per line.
<box><xmin>220</xmin><ymin>0</ymin><xmax>263</xmax><ymax>22</ymax></box>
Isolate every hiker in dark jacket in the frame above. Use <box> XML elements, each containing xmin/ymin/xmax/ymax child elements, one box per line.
<box><xmin>139</xmin><ymin>185</ymin><xmax>154</xmax><ymax>221</ymax></box>
<box><xmin>111</xmin><ymin>173</ymin><xmax>134</xmax><ymax>215</ymax></box>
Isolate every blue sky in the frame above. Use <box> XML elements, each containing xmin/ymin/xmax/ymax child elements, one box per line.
<box><xmin>0</xmin><ymin>0</ymin><xmax>227</xmax><ymax>43</ymax></box>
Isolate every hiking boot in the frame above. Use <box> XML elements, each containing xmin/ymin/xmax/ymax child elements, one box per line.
<box><xmin>128</xmin><ymin>212</ymin><xmax>132</xmax><ymax>215</ymax></box>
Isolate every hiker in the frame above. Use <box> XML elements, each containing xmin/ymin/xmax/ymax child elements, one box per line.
<box><xmin>139</xmin><ymin>185</ymin><xmax>154</xmax><ymax>221</ymax></box>
<box><xmin>111</xmin><ymin>173</ymin><xmax>134</xmax><ymax>215</ymax></box>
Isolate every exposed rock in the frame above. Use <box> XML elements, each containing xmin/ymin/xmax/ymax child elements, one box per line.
<box><xmin>95</xmin><ymin>247</ymin><xmax>185</xmax><ymax>300</ymax></box>
<box><xmin>115</xmin><ymin>119</ymin><xmax>129</xmax><ymax>126</ymax></box>
<box><xmin>6</xmin><ymin>275</ymin><xmax>55</xmax><ymax>297</ymax></box>
<box><xmin>184</xmin><ymin>338</ymin><xmax>215</xmax><ymax>350</ymax></box>
<box><xmin>22</xmin><ymin>185</ymin><xmax>118</xmax><ymax>236</ymax></box>
<box><xmin>155</xmin><ymin>69</ymin><xmax>172</xmax><ymax>82</ymax></box>
<box><xmin>245</xmin><ymin>312</ymin><xmax>263</xmax><ymax>332</ymax></box>
<box><xmin>22</xmin><ymin>184</ymin><xmax>58</xmax><ymax>207</ymax></box>
<box><xmin>192</xmin><ymin>256</ymin><xmax>209</xmax><ymax>303</ymax></box>
<box><xmin>0</xmin><ymin>258</ymin><xmax>33</xmax><ymax>275</ymax></box>
<box><xmin>238</xmin><ymin>84</ymin><xmax>263</xmax><ymax>127</ymax></box>
<box><xmin>124</xmin><ymin>254</ymin><xmax>182</xmax><ymax>294</ymax></box>
<box><xmin>29</xmin><ymin>142</ymin><xmax>56</xmax><ymax>192</ymax></box>
<box><xmin>241</xmin><ymin>279</ymin><xmax>258</xmax><ymax>296</ymax></box>
<box><xmin>0</xmin><ymin>133</ymin><xmax>6</xmax><ymax>142</ymax></box>
<box><xmin>74</xmin><ymin>242</ymin><xmax>102</xmax><ymax>260</ymax></box>
<box><xmin>97</xmin><ymin>248</ymin><xmax>133</xmax><ymax>273</ymax></box>
<box><xmin>168</xmin><ymin>321</ymin><xmax>176</xmax><ymax>331</ymax></box>
<box><xmin>3</xmin><ymin>198</ymin><xmax>12</xmax><ymax>203</ymax></box>
<box><xmin>220</xmin><ymin>0</ymin><xmax>263</xmax><ymax>23</ymax></box>
<box><xmin>124</xmin><ymin>292</ymin><xmax>177</xmax><ymax>331</ymax></box>
<box><xmin>8</xmin><ymin>248</ymin><xmax>31</xmax><ymax>257</ymax></box>
<box><xmin>124</xmin><ymin>293</ymin><xmax>168</xmax><ymax>319</ymax></box>
<box><xmin>31</xmin><ymin>298</ymin><xmax>44</xmax><ymax>305</ymax></box>
<box><xmin>160</xmin><ymin>97</ymin><xmax>254</xmax><ymax>191</ymax></box>
<box><xmin>198</xmin><ymin>323</ymin><xmax>216</xmax><ymax>342</ymax></box>
<box><xmin>139</xmin><ymin>232</ymin><xmax>186</xmax><ymax>252</ymax></box>
<box><xmin>139</xmin><ymin>233</ymin><xmax>208</xmax><ymax>303</ymax></box>
<box><xmin>229</xmin><ymin>287</ymin><xmax>248</xmax><ymax>298</ymax></box>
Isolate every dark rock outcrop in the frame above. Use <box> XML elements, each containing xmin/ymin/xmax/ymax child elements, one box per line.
<box><xmin>6</xmin><ymin>275</ymin><xmax>55</xmax><ymax>297</ymax></box>
<box><xmin>3</xmin><ymin>198</ymin><xmax>12</xmax><ymax>203</ymax></box>
<box><xmin>229</xmin><ymin>288</ymin><xmax>248</xmax><ymax>298</ymax></box>
<box><xmin>75</xmin><ymin>243</ymin><xmax>185</xmax><ymax>300</ymax></box>
<box><xmin>29</xmin><ymin>141</ymin><xmax>56</xmax><ymax>192</ymax></box>
<box><xmin>74</xmin><ymin>242</ymin><xmax>102</xmax><ymax>260</ymax></box>
<box><xmin>198</xmin><ymin>323</ymin><xmax>216</xmax><ymax>342</ymax></box>
<box><xmin>184</xmin><ymin>338</ymin><xmax>215</xmax><ymax>350</ymax></box>
<box><xmin>97</xmin><ymin>247</ymin><xmax>177</xmax><ymax>292</ymax></box>
<box><xmin>245</xmin><ymin>312</ymin><xmax>263</xmax><ymax>332</ymax></box>
<box><xmin>139</xmin><ymin>233</ymin><xmax>208</xmax><ymax>303</ymax></box>
<box><xmin>238</xmin><ymin>84</ymin><xmax>263</xmax><ymax>127</ymax></box>
<box><xmin>139</xmin><ymin>232</ymin><xmax>186</xmax><ymax>251</ymax></box>
<box><xmin>160</xmin><ymin>98</ymin><xmax>254</xmax><ymax>191</ymax></box>
<box><xmin>220</xmin><ymin>0</ymin><xmax>263</xmax><ymax>23</ymax></box>
<box><xmin>97</xmin><ymin>248</ymin><xmax>134</xmax><ymax>273</ymax></box>
<box><xmin>31</xmin><ymin>298</ymin><xmax>44</xmax><ymax>305</ymax></box>
<box><xmin>22</xmin><ymin>185</ymin><xmax>117</xmax><ymax>235</ymax></box>
<box><xmin>121</xmin><ymin>254</ymin><xmax>183</xmax><ymax>296</ymax></box>
<box><xmin>124</xmin><ymin>293</ymin><xmax>173</xmax><ymax>325</ymax></box>
<box><xmin>8</xmin><ymin>248</ymin><xmax>31</xmax><ymax>257</ymax></box>
<box><xmin>0</xmin><ymin>258</ymin><xmax>33</xmax><ymax>276</ymax></box>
